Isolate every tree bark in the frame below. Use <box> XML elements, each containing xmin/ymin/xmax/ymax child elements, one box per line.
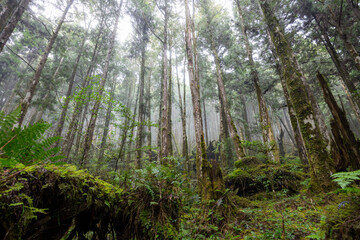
<box><xmin>18</xmin><ymin>0</ymin><xmax>74</xmax><ymax>125</ymax></box>
<box><xmin>0</xmin><ymin>0</ymin><xmax>19</xmax><ymax>34</ymax></box>
<box><xmin>203</xmin><ymin>100</ymin><xmax>209</xmax><ymax>145</ymax></box>
<box><xmin>62</xmin><ymin>19</ymin><xmax>104</xmax><ymax>159</ymax></box>
<box><xmin>98</xmin><ymin>77</ymin><xmax>117</xmax><ymax>162</ymax></box>
<box><xmin>135</xmin><ymin>38</ymin><xmax>147</xmax><ymax>169</ymax></box>
<box><xmin>315</xmin><ymin>17</ymin><xmax>360</xmax><ymax>121</ymax></box>
<box><xmin>185</xmin><ymin>0</ymin><xmax>223</xmax><ymax>200</ymax></box>
<box><xmin>80</xmin><ymin>1</ymin><xmax>122</xmax><ymax>166</ymax></box>
<box><xmin>259</xmin><ymin>0</ymin><xmax>333</xmax><ymax>190</ymax></box>
<box><xmin>236</xmin><ymin>0</ymin><xmax>279</xmax><ymax>162</ymax></box>
<box><xmin>54</xmin><ymin>33</ymin><xmax>87</xmax><ymax>142</ymax></box>
<box><xmin>209</xmin><ymin>32</ymin><xmax>246</xmax><ymax>160</ymax></box>
<box><xmin>160</xmin><ymin>0</ymin><xmax>169</xmax><ymax>162</ymax></box>
<box><xmin>317</xmin><ymin>72</ymin><xmax>360</xmax><ymax>171</ymax></box>
<box><xmin>176</xmin><ymin>54</ymin><xmax>189</xmax><ymax>172</ymax></box>
<box><xmin>167</xmin><ymin>40</ymin><xmax>173</xmax><ymax>156</ymax></box>
<box><xmin>0</xmin><ymin>0</ymin><xmax>31</xmax><ymax>53</ymax></box>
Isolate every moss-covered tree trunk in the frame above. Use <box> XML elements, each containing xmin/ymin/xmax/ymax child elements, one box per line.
<box><xmin>259</xmin><ymin>0</ymin><xmax>334</xmax><ymax>190</ymax></box>
<box><xmin>317</xmin><ymin>72</ymin><xmax>360</xmax><ymax>171</ymax></box>
<box><xmin>273</xmin><ymin>55</ymin><xmax>308</xmax><ymax>165</ymax></box>
<box><xmin>236</xmin><ymin>0</ymin><xmax>279</xmax><ymax>163</ymax></box>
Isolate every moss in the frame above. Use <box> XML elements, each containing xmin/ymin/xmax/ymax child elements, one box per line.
<box><xmin>0</xmin><ymin>163</ymin><xmax>180</xmax><ymax>239</ymax></box>
<box><xmin>234</xmin><ymin>156</ymin><xmax>262</xmax><ymax>169</ymax></box>
<box><xmin>226</xmin><ymin>163</ymin><xmax>307</xmax><ymax>196</ymax></box>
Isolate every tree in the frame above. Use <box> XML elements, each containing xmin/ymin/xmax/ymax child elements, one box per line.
<box><xmin>18</xmin><ymin>0</ymin><xmax>75</xmax><ymax>125</ymax></box>
<box><xmin>259</xmin><ymin>0</ymin><xmax>334</xmax><ymax>191</ymax></box>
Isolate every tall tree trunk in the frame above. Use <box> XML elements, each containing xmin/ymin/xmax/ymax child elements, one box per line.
<box><xmin>259</xmin><ymin>0</ymin><xmax>333</xmax><ymax>190</ymax></box>
<box><xmin>167</xmin><ymin>40</ymin><xmax>173</xmax><ymax>156</ymax></box>
<box><xmin>177</xmin><ymin>54</ymin><xmax>189</xmax><ymax>172</ymax></box>
<box><xmin>18</xmin><ymin>0</ymin><xmax>74</xmax><ymax>125</ymax></box>
<box><xmin>315</xmin><ymin>17</ymin><xmax>360</xmax><ymax>121</ymax></box>
<box><xmin>209</xmin><ymin>32</ymin><xmax>245</xmax><ymax>161</ymax></box>
<box><xmin>146</xmin><ymin>72</ymin><xmax>152</xmax><ymax>149</ymax></box>
<box><xmin>54</xmin><ymin>33</ymin><xmax>87</xmax><ymax>142</ymax></box>
<box><xmin>240</xmin><ymin>96</ymin><xmax>251</xmax><ymax>142</ymax></box>
<box><xmin>327</xmin><ymin>6</ymin><xmax>360</xmax><ymax>71</ymax></box>
<box><xmin>98</xmin><ymin>77</ymin><xmax>117</xmax><ymax>162</ymax></box>
<box><xmin>62</xmin><ymin>20</ymin><xmax>104</xmax><ymax>159</ymax></box>
<box><xmin>135</xmin><ymin>40</ymin><xmax>147</xmax><ymax>168</ymax></box>
<box><xmin>203</xmin><ymin>100</ymin><xmax>209</xmax><ymax>145</ymax></box>
<box><xmin>160</xmin><ymin>0</ymin><xmax>169</xmax><ymax>162</ymax></box>
<box><xmin>80</xmin><ymin>1</ymin><xmax>122</xmax><ymax>165</ymax></box>
<box><xmin>126</xmin><ymin>84</ymin><xmax>140</xmax><ymax>169</ymax></box>
<box><xmin>236</xmin><ymin>0</ymin><xmax>279</xmax><ymax>162</ymax></box>
<box><xmin>0</xmin><ymin>0</ymin><xmax>31</xmax><ymax>53</ymax></box>
<box><xmin>317</xmin><ymin>72</ymin><xmax>360</xmax><ymax>171</ymax></box>
<box><xmin>115</xmin><ymin>80</ymin><xmax>134</xmax><ymax>171</ymax></box>
<box><xmin>185</xmin><ymin>0</ymin><xmax>224</xmax><ymax>200</ymax></box>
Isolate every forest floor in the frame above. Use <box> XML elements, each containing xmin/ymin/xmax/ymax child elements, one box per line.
<box><xmin>1</xmin><ymin>162</ymin><xmax>359</xmax><ymax>239</ymax></box>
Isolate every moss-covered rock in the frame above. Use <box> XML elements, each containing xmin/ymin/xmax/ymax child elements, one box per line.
<box><xmin>226</xmin><ymin>163</ymin><xmax>306</xmax><ymax>196</ymax></box>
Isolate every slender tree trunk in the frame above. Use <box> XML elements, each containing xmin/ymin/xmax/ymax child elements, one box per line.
<box><xmin>236</xmin><ymin>0</ymin><xmax>279</xmax><ymax>162</ymax></box>
<box><xmin>259</xmin><ymin>0</ymin><xmax>333</xmax><ymax>190</ymax></box>
<box><xmin>135</xmin><ymin>40</ymin><xmax>147</xmax><ymax>168</ymax></box>
<box><xmin>62</xmin><ymin>20</ymin><xmax>104</xmax><ymax>159</ymax></box>
<box><xmin>240</xmin><ymin>96</ymin><xmax>251</xmax><ymax>142</ymax></box>
<box><xmin>126</xmin><ymin>84</ymin><xmax>140</xmax><ymax>169</ymax></box>
<box><xmin>0</xmin><ymin>0</ymin><xmax>31</xmax><ymax>53</ymax></box>
<box><xmin>317</xmin><ymin>72</ymin><xmax>360</xmax><ymax>171</ymax></box>
<box><xmin>160</xmin><ymin>0</ymin><xmax>169</xmax><ymax>162</ymax></box>
<box><xmin>18</xmin><ymin>0</ymin><xmax>74</xmax><ymax>125</ymax></box>
<box><xmin>99</xmin><ymin>77</ymin><xmax>117</xmax><ymax>162</ymax></box>
<box><xmin>167</xmin><ymin>40</ymin><xmax>173</xmax><ymax>156</ymax></box>
<box><xmin>209</xmin><ymin>33</ymin><xmax>245</xmax><ymax>160</ymax></box>
<box><xmin>203</xmin><ymin>100</ymin><xmax>209</xmax><ymax>145</ymax></box>
<box><xmin>114</xmin><ymin>80</ymin><xmax>134</xmax><ymax>171</ymax></box>
<box><xmin>315</xmin><ymin>18</ymin><xmax>360</xmax><ymax>121</ymax></box>
<box><xmin>80</xmin><ymin>1</ymin><xmax>122</xmax><ymax>165</ymax></box>
<box><xmin>328</xmin><ymin>6</ymin><xmax>360</xmax><ymax>71</ymax></box>
<box><xmin>176</xmin><ymin>54</ymin><xmax>189</xmax><ymax>172</ymax></box>
<box><xmin>185</xmin><ymin>0</ymin><xmax>224</xmax><ymax>201</ymax></box>
<box><xmin>146</xmin><ymin>73</ymin><xmax>152</xmax><ymax>149</ymax></box>
<box><xmin>54</xmin><ymin>34</ymin><xmax>87</xmax><ymax>142</ymax></box>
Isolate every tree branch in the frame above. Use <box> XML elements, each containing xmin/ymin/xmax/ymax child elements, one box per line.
<box><xmin>6</xmin><ymin>46</ymin><xmax>36</xmax><ymax>72</ymax></box>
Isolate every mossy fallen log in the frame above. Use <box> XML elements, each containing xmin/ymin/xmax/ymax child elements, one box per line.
<box><xmin>0</xmin><ymin>164</ymin><xmax>179</xmax><ymax>239</ymax></box>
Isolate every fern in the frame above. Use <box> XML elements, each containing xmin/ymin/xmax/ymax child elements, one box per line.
<box><xmin>331</xmin><ymin>170</ymin><xmax>360</xmax><ymax>189</ymax></box>
<box><xmin>0</xmin><ymin>107</ymin><xmax>64</xmax><ymax>167</ymax></box>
